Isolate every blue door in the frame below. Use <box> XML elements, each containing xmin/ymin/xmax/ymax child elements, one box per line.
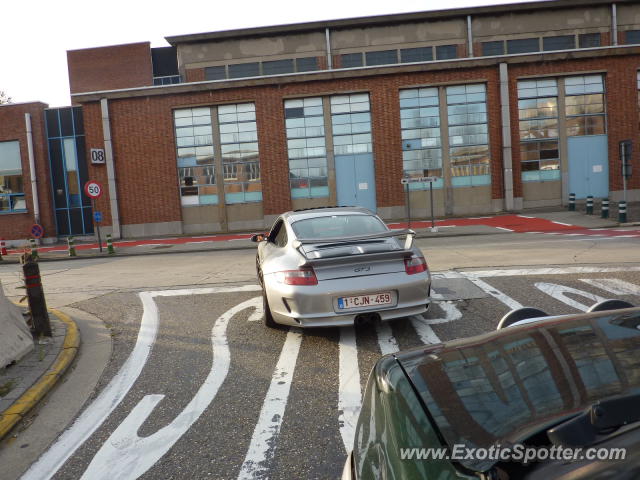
<box><xmin>335</xmin><ymin>153</ymin><xmax>376</xmax><ymax>211</ymax></box>
<box><xmin>568</xmin><ymin>135</ymin><xmax>609</xmax><ymax>199</ymax></box>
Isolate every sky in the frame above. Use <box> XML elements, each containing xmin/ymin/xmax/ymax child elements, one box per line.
<box><xmin>1</xmin><ymin>0</ymin><xmax>543</xmax><ymax>108</ymax></box>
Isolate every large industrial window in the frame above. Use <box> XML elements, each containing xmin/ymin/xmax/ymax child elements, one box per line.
<box><xmin>579</xmin><ymin>33</ymin><xmax>601</xmax><ymax>48</ymax></box>
<box><xmin>365</xmin><ymin>50</ymin><xmax>398</xmax><ymax>66</ymax></box>
<box><xmin>626</xmin><ymin>30</ymin><xmax>640</xmax><ymax>44</ymax></box>
<box><xmin>340</xmin><ymin>53</ymin><xmax>364</xmax><ymax>68</ymax></box>
<box><xmin>205</xmin><ymin>66</ymin><xmax>226</xmax><ymax>81</ymax></box>
<box><xmin>482</xmin><ymin>41</ymin><xmax>505</xmax><ymax>56</ymax></box>
<box><xmin>517</xmin><ymin>78</ymin><xmax>560</xmax><ymax>182</ymax></box>
<box><xmin>507</xmin><ymin>38</ymin><xmax>539</xmax><ymax>54</ymax></box>
<box><xmin>174</xmin><ymin>107</ymin><xmax>217</xmax><ymax>206</ymax></box>
<box><xmin>399</xmin><ymin>87</ymin><xmax>443</xmax><ymax>190</ymax></box>
<box><xmin>0</xmin><ymin>140</ymin><xmax>25</xmax><ymax>213</ymax></box>
<box><xmin>284</xmin><ymin>97</ymin><xmax>328</xmax><ymax>199</ymax></box>
<box><xmin>218</xmin><ymin>103</ymin><xmax>262</xmax><ymax>204</ymax></box>
<box><xmin>330</xmin><ymin>93</ymin><xmax>372</xmax><ymax>155</ymax></box>
<box><xmin>228</xmin><ymin>62</ymin><xmax>260</xmax><ymax>79</ymax></box>
<box><xmin>400</xmin><ymin>47</ymin><xmax>433</xmax><ymax>63</ymax></box>
<box><xmin>436</xmin><ymin>45</ymin><xmax>458</xmax><ymax>60</ymax></box>
<box><xmin>564</xmin><ymin>75</ymin><xmax>606</xmax><ymax>136</ymax></box>
<box><xmin>263</xmin><ymin>59</ymin><xmax>294</xmax><ymax>76</ymax></box>
<box><xmin>543</xmin><ymin>35</ymin><xmax>575</xmax><ymax>51</ymax></box>
<box><xmin>295</xmin><ymin>57</ymin><xmax>318</xmax><ymax>72</ymax></box>
<box><xmin>446</xmin><ymin>84</ymin><xmax>491</xmax><ymax>186</ymax></box>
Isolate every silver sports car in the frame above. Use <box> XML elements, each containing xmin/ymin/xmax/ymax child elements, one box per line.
<box><xmin>251</xmin><ymin>207</ymin><xmax>431</xmax><ymax>328</ymax></box>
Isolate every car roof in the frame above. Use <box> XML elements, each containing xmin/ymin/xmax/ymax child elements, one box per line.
<box><xmin>395</xmin><ymin>307</ymin><xmax>640</xmax><ymax>472</ymax></box>
<box><xmin>281</xmin><ymin>206</ymin><xmax>375</xmax><ymax>223</ymax></box>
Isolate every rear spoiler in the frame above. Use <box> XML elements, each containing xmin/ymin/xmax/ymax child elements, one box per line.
<box><xmin>294</xmin><ymin>229</ymin><xmax>416</xmax><ymax>267</ymax></box>
<box><xmin>293</xmin><ymin>229</ymin><xmax>415</xmax><ymax>249</ymax></box>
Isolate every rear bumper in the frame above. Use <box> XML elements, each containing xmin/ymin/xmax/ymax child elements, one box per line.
<box><xmin>264</xmin><ymin>271</ymin><xmax>431</xmax><ymax>328</ymax></box>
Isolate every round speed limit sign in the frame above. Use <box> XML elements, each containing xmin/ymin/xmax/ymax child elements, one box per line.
<box><xmin>84</xmin><ymin>180</ymin><xmax>103</xmax><ymax>199</ymax></box>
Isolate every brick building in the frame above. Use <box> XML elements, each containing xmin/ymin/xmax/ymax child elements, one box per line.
<box><xmin>1</xmin><ymin>0</ymin><xmax>639</xmax><ymax>242</ymax></box>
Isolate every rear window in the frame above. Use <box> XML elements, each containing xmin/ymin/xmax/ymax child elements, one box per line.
<box><xmin>291</xmin><ymin>214</ymin><xmax>387</xmax><ymax>239</ymax></box>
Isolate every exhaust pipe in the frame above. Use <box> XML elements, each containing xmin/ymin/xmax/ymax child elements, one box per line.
<box><xmin>354</xmin><ymin>313</ymin><xmax>380</xmax><ymax>327</ymax></box>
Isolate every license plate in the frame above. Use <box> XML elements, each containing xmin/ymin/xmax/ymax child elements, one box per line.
<box><xmin>338</xmin><ymin>292</ymin><xmax>393</xmax><ymax>310</ymax></box>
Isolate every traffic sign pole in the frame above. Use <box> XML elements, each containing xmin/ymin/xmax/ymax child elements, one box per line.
<box><xmin>93</xmin><ymin>199</ymin><xmax>102</xmax><ymax>253</ymax></box>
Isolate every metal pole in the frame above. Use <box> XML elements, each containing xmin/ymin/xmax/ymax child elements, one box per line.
<box><xmin>93</xmin><ymin>199</ymin><xmax>103</xmax><ymax>253</ymax></box>
<box><xmin>406</xmin><ymin>183</ymin><xmax>412</xmax><ymax>229</ymax></box>
<box><xmin>429</xmin><ymin>181</ymin><xmax>435</xmax><ymax>229</ymax></box>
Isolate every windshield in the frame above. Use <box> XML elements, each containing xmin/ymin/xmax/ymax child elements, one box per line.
<box><xmin>291</xmin><ymin>214</ymin><xmax>388</xmax><ymax>239</ymax></box>
<box><xmin>399</xmin><ymin>312</ymin><xmax>640</xmax><ymax>472</ymax></box>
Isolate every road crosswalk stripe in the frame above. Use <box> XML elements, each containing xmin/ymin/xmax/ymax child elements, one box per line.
<box><xmin>338</xmin><ymin>327</ymin><xmax>361</xmax><ymax>453</ymax></box>
<box><xmin>238</xmin><ymin>328</ymin><xmax>304</xmax><ymax>479</ymax></box>
<box><xmin>375</xmin><ymin>321</ymin><xmax>399</xmax><ymax>355</ymax></box>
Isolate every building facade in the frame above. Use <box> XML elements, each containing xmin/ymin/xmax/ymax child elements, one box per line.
<box><xmin>1</xmin><ymin>0</ymin><xmax>639</xmax><ymax>241</ymax></box>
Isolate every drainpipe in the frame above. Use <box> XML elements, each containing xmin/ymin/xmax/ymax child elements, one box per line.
<box><xmin>25</xmin><ymin>113</ymin><xmax>40</xmax><ymax>225</ymax></box>
<box><xmin>612</xmin><ymin>4</ymin><xmax>618</xmax><ymax>46</ymax></box>
<box><xmin>325</xmin><ymin>28</ymin><xmax>332</xmax><ymax>69</ymax></box>
<box><xmin>467</xmin><ymin>15</ymin><xmax>474</xmax><ymax>57</ymax></box>
<box><xmin>101</xmin><ymin>98</ymin><xmax>121</xmax><ymax>239</ymax></box>
<box><xmin>499</xmin><ymin>63</ymin><xmax>515</xmax><ymax>211</ymax></box>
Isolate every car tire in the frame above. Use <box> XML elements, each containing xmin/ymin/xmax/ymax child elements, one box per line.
<box><xmin>262</xmin><ymin>289</ymin><xmax>279</xmax><ymax>329</ymax></box>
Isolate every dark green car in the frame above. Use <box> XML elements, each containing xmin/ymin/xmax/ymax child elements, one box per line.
<box><xmin>343</xmin><ymin>306</ymin><xmax>640</xmax><ymax>480</ymax></box>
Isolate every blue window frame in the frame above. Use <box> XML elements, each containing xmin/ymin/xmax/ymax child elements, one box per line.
<box><xmin>0</xmin><ymin>140</ymin><xmax>26</xmax><ymax>213</ymax></box>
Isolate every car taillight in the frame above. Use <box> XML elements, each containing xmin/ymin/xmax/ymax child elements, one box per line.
<box><xmin>404</xmin><ymin>255</ymin><xmax>428</xmax><ymax>275</ymax></box>
<box><xmin>276</xmin><ymin>268</ymin><xmax>318</xmax><ymax>285</ymax></box>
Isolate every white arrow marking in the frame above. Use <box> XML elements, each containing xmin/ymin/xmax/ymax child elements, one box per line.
<box><xmin>238</xmin><ymin>327</ymin><xmax>303</xmax><ymax>479</ymax></box>
<box><xmin>21</xmin><ymin>285</ymin><xmax>260</xmax><ymax>480</ymax></box>
<box><xmin>338</xmin><ymin>327</ymin><xmax>361</xmax><ymax>453</ymax></box>
<box><xmin>579</xmin><ymin>278</ymin><xmax>640</xmax><ymax>296</ymax></box>
<box><xmin>534</xmin><ymin>282</ymin><xmax>606</xmax><ymax>312</ymax></box>
<box><xmin>80</xmin><ymin>295</ymin><xmax>261</xmax><ymax>480</ymax></box>
<box><xmin>462</xmin><ymin>275</ymin><xmax>523</xmax><ymax>310</ymax></box>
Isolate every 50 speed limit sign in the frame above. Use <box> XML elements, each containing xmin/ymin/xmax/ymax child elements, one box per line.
<box><xmin>84</xmin><ymin>180</ymin><xmax>104</xmax><ymax>199</ymax></box>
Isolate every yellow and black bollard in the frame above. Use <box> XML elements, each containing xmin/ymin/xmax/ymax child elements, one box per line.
<box><xmin>29</xmin><ymin>238</ymin><xmax>39</xmax><ymax>261</ymax></box>
<box><xmin>106</xmin><ymin>234</ymin><xmax>115</xmax><ymax>255</ymax></box>
<box><xmin>67</xmin><ymin>236</ymin><xmax>77</xmax><ymax>257</ymax></box>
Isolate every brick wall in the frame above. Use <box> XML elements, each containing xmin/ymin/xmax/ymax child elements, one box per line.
<box><xmin>77</xmin><ymin>53</ymin><xmax>640</xmax><ymax>229</ymax></box>
<box><xmin>67</xmin><ymin>43</ymin><xmax>153</xmax><ymax>95</ymax></box>
<box><xmin>185</xmin><ymin>68</ymin><xmax>205</xmax><ymax>82</ymax></box>
<box><xmin>0</xmin><ymin>103</ymin><xmax>56</xmax><ymax>241</ymax></box>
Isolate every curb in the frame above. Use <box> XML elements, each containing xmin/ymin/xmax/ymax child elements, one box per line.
<box><xmin>0</xmin><ymin>309</ymin><xmax>80</xmax><ymax>440</ymax></box>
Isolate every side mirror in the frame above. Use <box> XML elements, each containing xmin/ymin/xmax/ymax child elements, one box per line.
<box><xmin>250</xmin><ymin>233</ymin><xmax>266</xmax><ymax>243</ymax></box>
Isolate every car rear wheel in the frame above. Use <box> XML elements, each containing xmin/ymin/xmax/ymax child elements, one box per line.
<box><xmin>262</xmin><ymin>289</ymin><xmax>278</xmax><ymax>329</ymax></box>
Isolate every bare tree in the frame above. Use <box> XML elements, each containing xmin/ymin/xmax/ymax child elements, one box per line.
<box><xmin>0</xmin><ymin>90</ymin><xmax>12</xmax><ymax>104</ymax></box>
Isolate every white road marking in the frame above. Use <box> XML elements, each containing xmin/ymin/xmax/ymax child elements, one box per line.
<box><xmin>495</xmin><ymin>227</ymin><xmax>514</xmax><ymax>232</ymax></box>
<box><xmin>375</xmin><ymin>321</ymin><xmax>399</xmax><ymax>355</ymax></box>
<box><xmin>238</xmin><ymin>328</ymin><xmax>303</xmax><ymax>480</ymax></box>
<box><xmin>80</xmin><ymin>294</ymin><xmax>262</xmax><ymax>480</ymax></box>
<box><xmin>460</xmin><ymin>274</ymin><xmax>523</xmax><ymax>310</ymax></box>
<box><xmin>552</xmin><ymin>221</ymin><xmax>572</xmax><ymax>226</ymax></box>
<box><xmin>579</xmin><ymin>278</ymin><xmax>640</xmax><ymax>296</ymax></box>
<box><xmin>463</xmin><ymin>266</ymin><xmax>640</xmax><ymax>278</ymax></box>
<box><xmin>22</xmin><ymin>285</ymin><xmax>261</xmax><ymax>480</ymax></box>
<box><xmin>517</xmin><ymin>215</ymin><xmax>534</xmax><ymax>218</ymax></box>
<box><xmin>338</xmin><ymin>327</ymin><xmax>361</xmax><ymax>453</ymax></box>
<box><xmin>534</xmin><ymin>282</ymin><xmax>606</xmax><ymax>312</ymax></box>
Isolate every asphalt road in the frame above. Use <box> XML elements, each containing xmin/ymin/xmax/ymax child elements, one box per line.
<box><xmin>1</xmin><ymin>232</ymin><xmax>640</xmax><ymax>480</ymax></box>
<box><xmin>16</xmin><ymin>264</ymin><xmax>640</xmax><ymax>480</ymax></box>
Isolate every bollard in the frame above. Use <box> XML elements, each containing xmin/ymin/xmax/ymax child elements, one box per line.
<box><xmin>67</xmin><ymin>236</ymin><xmax>77</xmax><ymax>257</ymax></box>
<box><xmin>568</xmin><ymin>193</ymin><xmax>576</xmax><ymax>211</ymax></box>
<box><xmin>22</xmin><ymin>258</ymin><xmax>52</xmax><ymax>337</ymax></box>
<box><xmin>29</xmin><ymin>238</ymin><xmax>39</xmax><ymax>261</ymax></box>
<box><xmin>618</xmin><ymin>200</ymin><xmax>627</xmax><ymax>223</ymax></box>
<box><xmin>106</xmin><ymin>234</ymin><xmax>115</xmax><ymax>255</ymax></box>
<box><xmin>586</xmin><ymin>195</ymin><xmax>594</xmax><ymax>215</ymax></box>
<box><xmin>601</xmin><ymin>198</ymin><xmax>609</xmax><ymax>219</ymax></box>
<box><xmin>0</xmin><ymin>238</ymin><xmax>7</xmax><ymax>256</ymax></box>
